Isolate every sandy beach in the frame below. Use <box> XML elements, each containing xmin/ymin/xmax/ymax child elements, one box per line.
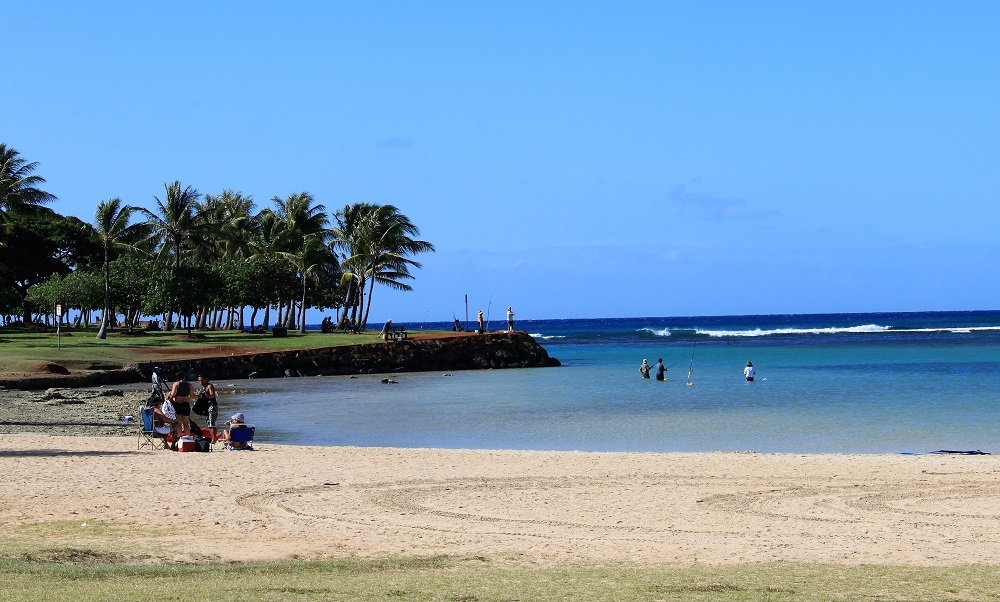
<box><xmin>3</xmin><ymin>426</ymin><xmax>1000</xmax><ymax>566</ymax></box>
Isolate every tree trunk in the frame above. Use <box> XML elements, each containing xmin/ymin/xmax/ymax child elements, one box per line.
<box><xmin>361</xmin><ymin>270</ymin><xmax>376</xmax><ymax>330</ymax></box>
<box><xmin>97</xmin><ymin>248</ymin><xmax>110</xmax><ymax>339</ymax></box>
<box><xmin>299</xmin><ymin>274</ymin><xmax>308</xmax><ymax>334</ymax></box>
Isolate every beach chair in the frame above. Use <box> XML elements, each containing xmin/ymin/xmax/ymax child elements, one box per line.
<box><xmin>137</xmin><ymin>406</ymin><xmax>165</xmax><ymax>450</ymax></box>
<box><xmin>225</xmin><ymin>425</ymin><xmax>255</xmax><ymax>450</ymax></box>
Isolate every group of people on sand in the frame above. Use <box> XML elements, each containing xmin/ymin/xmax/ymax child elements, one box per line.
<box><xmin>147</xmin><ymin>372</ymin><xmax>251</xmax><ymax>449</ymax></box>
<box><xmin>639</xmin><ymin>359</ymin><xmax>757</xmax><ymax>382</ymax></box>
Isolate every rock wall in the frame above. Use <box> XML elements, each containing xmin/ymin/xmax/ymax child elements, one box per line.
<box><xmin>138</xmin><ymin>331</ymin><xmax>561</xmax><ymax>381</ymax></box>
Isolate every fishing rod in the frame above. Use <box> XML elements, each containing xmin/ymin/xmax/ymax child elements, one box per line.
<box><xmin>686</xmin><ymin>342</ymin><xmax>697</xmax><ymax>385</ymax></box>
<box><xmin>485</xmin><ymin>293</ymin><xmax>493</xmax><ymax>331</ymax></box>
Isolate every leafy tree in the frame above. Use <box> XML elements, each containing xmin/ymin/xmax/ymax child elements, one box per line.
<box><xmin>231</xmin><ymin>255</ymin><xmax>297</xmax><ymax>330</ymax></box>
<box><xmin>25</xmin><ymin>270</ymin><xmax>101</xmax><ymax>326</ymax></box>
<box><xmin>0</xmin><ymin>213</ymin><xmax>79</xmax><ymax>323</ymax></box>
<box><xmin>109</xmin><ymin>255</ymin><xmax>155</xmax><ymax>330</ymax></box>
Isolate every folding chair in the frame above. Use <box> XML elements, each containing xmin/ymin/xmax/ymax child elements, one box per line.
<box><xmin>137</xmin><ymin>406</ymin><xmax>166</xmax><ymax>450</ymax></box>
<box><xmin>225</xmin><ymin>425</ymin><xmax>255</xmax><ymax>450</ymax></box>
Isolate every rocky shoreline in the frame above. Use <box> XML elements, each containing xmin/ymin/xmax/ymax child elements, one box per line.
<box><xmin>0</xmin><ymin>386</ymin><xmax>147</xmax><ymax>438</ymax></box>
<box><xmin>0</xmin><ymin>331</ymin><xmax>560</xmax><ymax>391</ymax></box>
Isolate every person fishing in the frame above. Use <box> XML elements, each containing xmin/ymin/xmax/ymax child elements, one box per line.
<box><xmin>744</xmin><ymin>361</ymin><xmax>756</xmax><ymax>382</ymax></box>
<box><xmin>655</xmin><ymin>358</ymin><xmax>667</xmax><ymax>381</ymax></box>
<box><xmin>639</xmin><ymin>359</ymin><xmax>651</xmax><ymax>379</ymax></box>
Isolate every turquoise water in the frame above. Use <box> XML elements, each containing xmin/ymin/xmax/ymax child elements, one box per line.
<box><xmin>225</xmin><ymin>312</ymin><xmax>1000</xmax><ymax>453</ymax></box>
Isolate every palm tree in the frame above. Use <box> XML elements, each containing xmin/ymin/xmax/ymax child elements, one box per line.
<box><xmin>140</xmin><ymin>181</ymin><xmax>202</xmax><ymax>271</ymax></box>
<box><xmin>216</xmin><ymin>190</ymin><xmax>258</xmax><ymax>260</ymax></box>
<box><xmin>279</xmin><ymin>233</ymin><xmax>337</xmax><ymax>333</ymax></box>
<box><xmin>191</xmin><ymin>190</ymin><xmax>258</xmax><ymax>329</ymax></box>
<box><xmin>270</xmin><ymin>192</ymin><xmax>329</xmax><ymax>329</ymax></box>
<box><xmin>195</xmin><ymin>189</ymin><xmax>257</xmax><ymax>262</ymax></box>
<box><xmin>248</xmin><ymin>209</ymin><xmax>287</xmax><ymax>330</ymax></box>
<box><xmin>331</xmin><ymin>203</ymin><xmax>377</xmax><ymax>326</ymax></box>
<box><xmin>92</xmin><ymin>198</ymin><xmax>149</xmax><ymax>339</ymax></box>
<box><xmin>0</xmin><ymin>143</ymin><xmax>56</xmax><ymax>238</ymax></box>
<box><xmin>335</xmin><ymin>204</ymin><xmax>434</xmax><ymax>328</ymax></box>
<box><xmin>140</xmin><ymin>181</ymin><xmax>201</xmax><ymax>329</ymax></box>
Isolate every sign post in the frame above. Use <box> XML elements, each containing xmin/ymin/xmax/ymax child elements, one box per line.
<box><xmin>55</xmin><ymin>304</ymin><xmax>62</xmax><ymax>351</ymax></box>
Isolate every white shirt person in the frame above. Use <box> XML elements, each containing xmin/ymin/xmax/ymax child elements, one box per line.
<box><xmin>744</xmin><ymin>361</ymin><xmax>756</xmax><ymax>382</ymax></box>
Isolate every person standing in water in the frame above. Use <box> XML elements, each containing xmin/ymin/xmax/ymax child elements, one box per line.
<box><xmin>655</xmin><ymin>358</ymin><xmax>667</xmax><ymax>381</ymax></box>
<box><xmin>639</xmin><ymin>359</ymin><xmax>651</xmax><ymax>379</ymax></box>
<box><xmin>744</xmin><ymin>361</ymin><xmax>756</xmax><ymax>382</ymax></box>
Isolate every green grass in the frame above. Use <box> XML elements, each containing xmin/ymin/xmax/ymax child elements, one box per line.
<box><xmin>0</xmin><ymin>548</ymin><xmax>998</xmax><ymax>601</ymax></box>
<box><xmin>0</xmin><ymin>326</ymin><xmax>420</xmax><ymax>373</ymax></box>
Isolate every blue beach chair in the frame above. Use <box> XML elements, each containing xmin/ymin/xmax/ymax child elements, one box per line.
<box><xmin>137</xmin><ymin>406</ymin><xmax>166</xmax><ymax>450</ymax></box>
<box><xmin>225</xmin><ymin>425</ymin><xmax>255</xmax><ymax>450</ymax></box>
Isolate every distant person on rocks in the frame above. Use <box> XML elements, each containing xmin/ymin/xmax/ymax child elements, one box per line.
<box><xmin>655</xmin><ymin>358</ymin><xmax>667</xmax><ymax>381</ymax></box>
<box><xmin>744</xmin><ymin>361</ymin><xmax>756</xmax><ymax>382</ymax></box>
<box><xmin>506</xmin><ymin>307</ymin><xmax>515</xmax><ymax>332</ymax></box>
<box><xmin>477</xmin><ymin>310</ymin><xmax>484</xmax><ymax>334</ymax></box>
<box><xmin>382</xmin><ymin>319</ymin><xmax>393</xmax><ymax>342</ymax></box>
<box><xmin>639</xmin><ymin>359</ymin><xmax>651</xmax><ymax>379</ymax></box>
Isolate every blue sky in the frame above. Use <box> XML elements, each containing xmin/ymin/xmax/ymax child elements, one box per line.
<box><xmin>5</xmin><ymin>1</ymin><xmax>1000</xmax><ymax>322</ymax></box>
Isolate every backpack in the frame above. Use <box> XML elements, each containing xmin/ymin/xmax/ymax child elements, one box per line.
<box><xmin>192</xmin><ymin>395</ymin><xmax>209</xmax><ymax>417</ymax></box>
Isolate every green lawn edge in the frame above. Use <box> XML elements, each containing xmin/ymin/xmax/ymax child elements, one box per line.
<box><xmin>0</xmin><ymin>327</ymin><xmax>442</xmax><ymax>374</ymax></box>
<box><xmin>0</xmin><ymin>550</ymin><xmax>998</xmax><ymax>601</ymax></box>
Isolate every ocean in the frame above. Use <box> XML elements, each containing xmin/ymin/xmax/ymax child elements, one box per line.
<box><xmin>224</xmin><ymin>311</ymin><xmax>1000</xmax><ymax>454</ymax></box>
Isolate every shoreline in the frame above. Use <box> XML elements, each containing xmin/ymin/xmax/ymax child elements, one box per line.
<box><xmin>3</xmin><ymin>433</ymin><xmax>1000</xmax><ymax>566</ymax></box>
